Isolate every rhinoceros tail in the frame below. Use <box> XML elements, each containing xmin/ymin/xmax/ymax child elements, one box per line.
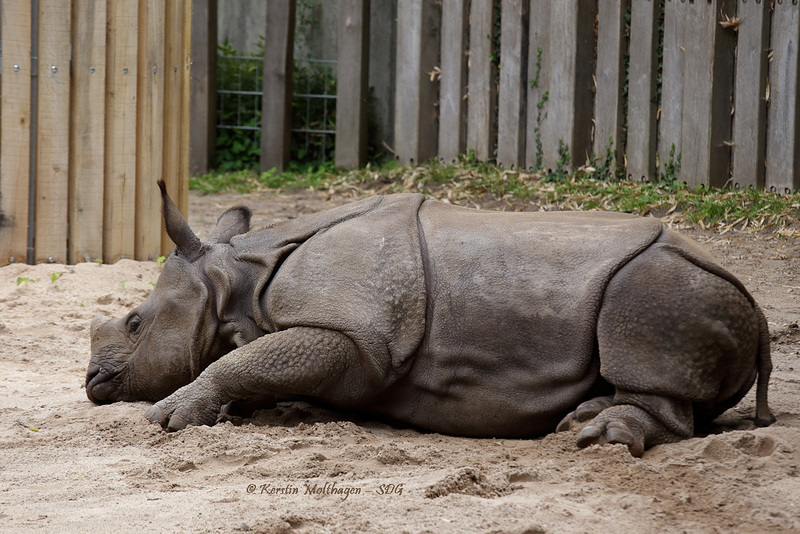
<box><xmin>753</xmin><ymin>303</ymin><xmax>776</xmax><ymax>427</ymax></box>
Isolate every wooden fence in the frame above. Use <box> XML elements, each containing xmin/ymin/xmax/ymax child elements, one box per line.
<box><xmin>247</xmin><ymin>0</ymin><xmax>798</xmax><ymax>193</ymax></box>
<box><xmin>400</xmin><ymin>0</ymin><xmax>799</xmax><ymax>192</ymax></box>
<box><xmin>0</xmin><ymin>0</ymin><xmax>191</xmax><ymax>267</ymax></box>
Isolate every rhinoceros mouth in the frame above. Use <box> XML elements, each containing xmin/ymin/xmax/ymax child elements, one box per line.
<box><xmin>85</xmin><ymin>363</ymin><xmax>126</xmax><ymax>404</ymax></box>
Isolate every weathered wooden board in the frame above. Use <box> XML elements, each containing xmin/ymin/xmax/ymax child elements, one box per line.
<box><xmin>261</xmin><ymin>0</ymin><xmax>296</xmax><ymax>173</ymax></box>
<box><xmin>136</xmin><ymin>0</ymin><xmax>165</xmax><ymax>261</ymax></box>
<box><xmin>732</xmin><ymin>0</ymin><xmax>769</xmax><ymax>189</ymax></box>
<box><xmin>103</xmin><ymin>0</ymin><xmax>138</xmax><ymax>263</ymax></box>
<box><xmin>161</xmin><ymin>0</ymin><xmax>185</xmax><ymax>256</ymax></box>
<box><xmin>335</xmin><ymin>0</ymin><xmax>371</xmax><ymax>169</ymax></box>
<box><xmin>679</xmin><ymin>0</ymin><xmax>735</xmax><ymax>188</ymax></box>
<box><xmin>593</xmin><ymin>0</ymin><xmax>627</xmax><ymax>171</ymax></box>
<box><xmin>658</xmin><ymin>0</ymin><xmax>686</xmax><ymax>178</ymax></box>
<box><xmin>178</xmin><ymin>0</ymin><xmax>192</xmax><ymax>216</ymax></box>
<box><xmin>189</xmin><ymin>0</ymin><xmax>217</xmax><ymax>175</ymax></box>
<box><xmin>765</xmin><ymin>2</ymin><xmax>800</xmax><ymax>193</ymax></box>
<box><xmin>0</xmin><ymin>0</ymin><xmax>32</xmax><ymax>265</ymax></box>
<box><xmin>69</xmin><ymin>0</ymin><xmax>106</xmax><ymax>264</ymax></box>
<box><xmin>496</xmin><ymin>0</ymin><xmax>529</xmax><ymax>170</ymax></box>
<box><xmin>626</xmin><ymin>0</ymin><xmax>659</xmax><ymax>181</ymax></box>
<box><xmin>539</xmin><ymin>0</ymin><xmax>595</xmax><ymax>172</ymax></box>
<box><xmin>466</xmin><ymin>0</ymin><xmax>497</xmax><ymax>162</ymax></box>
<box><xmin>437</xmin><ymin>0</ymin><xmax>469</xmax><ymax>164</ymax></box>
<box><xmin>394</xmin><ymin>0</ymin><xmax>440</xmax><ymax>165</ymax></box>
<box><xmin>524</xmin><ymin>0</ymin><xmax>551</xmax><ymax>171</ymax></box>
<box><xmin>35</xmin><ymin>0</ymin><xmax>72</xmax><ymax>264</ymax></box>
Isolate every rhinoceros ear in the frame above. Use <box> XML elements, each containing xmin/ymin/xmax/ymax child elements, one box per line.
<box><xmin>158</xmin><ymin>179</ymin><xmax>206</xmax><ymax>261</ymax></box>
<box><xmin>209</xmin><ymin>205</ymin><xmax>252</xmax><ymax>244</ymax></box>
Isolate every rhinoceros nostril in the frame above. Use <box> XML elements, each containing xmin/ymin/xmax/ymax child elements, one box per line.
<box><xmin>85</xmin><ymin>364</ymin><xmax>123</xmax><ymax>404</ymax></box>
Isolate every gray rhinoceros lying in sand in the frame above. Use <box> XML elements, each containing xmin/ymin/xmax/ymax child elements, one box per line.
<box><xmin>86</xmin><ymin>180</ymin><xmax>775</xmax><ymax>456</ymax></box>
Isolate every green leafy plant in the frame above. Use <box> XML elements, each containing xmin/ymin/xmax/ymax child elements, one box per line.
<box><xmin>50</xmin><ymin>272</ymin><xmax>62</xmax><ymax>284</ymax></box>
<box><xmin>533</xmin><ymin>87</ymin><xmax>549</xmax><ymax>171</ymax></box>
<box><xmin>658</xmin><ymin>143</ymin><xmax>682</xmax><ymax>184</ymax></box>
<box><xmin>544</xmin><ymin>140</ymin><xmax>571</xmax><ymax>182</ymax></box>
<box><xmin>591</xmin><ymin>138</ymin><xmax>619</xmax><ymax>181</ymax></box>
<box><xmin>16</xmin><ymin>277</ymin><xmax>34</xmax><ymax>287</ymax></box>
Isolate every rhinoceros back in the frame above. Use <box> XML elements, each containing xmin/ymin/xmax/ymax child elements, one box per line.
<box><xmin>385</xmin><ymin>202</ymin><xmax>666</xmax><ymax>436</ymax></box>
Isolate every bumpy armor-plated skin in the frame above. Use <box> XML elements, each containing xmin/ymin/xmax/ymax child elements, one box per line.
<box><xmin>87</xmin><ymin>189</ymin><xmax>774</xmax><ymax>456</ymax></box>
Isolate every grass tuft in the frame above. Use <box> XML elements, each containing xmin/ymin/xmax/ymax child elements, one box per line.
<box><xmin>191</xmin><ymin>160</ymin><xmax>800</xmax><ymax>234</ymax></box>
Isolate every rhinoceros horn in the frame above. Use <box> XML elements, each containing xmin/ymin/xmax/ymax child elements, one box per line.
<box><xmin>158</xmin><ymin>179</ymin><xmax>206</xmax><ymax>261</ymax></box>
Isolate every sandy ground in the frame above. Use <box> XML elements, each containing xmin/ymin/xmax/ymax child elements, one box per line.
<box><xmin>0</xmin><ymin>188</ymin><xmax>798</xmax><ymax>533</ymax></box>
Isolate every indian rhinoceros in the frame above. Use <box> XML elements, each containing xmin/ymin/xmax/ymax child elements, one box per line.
<box><xmin>86</xmin><ymin>180</ymin><xmax>774</xmax><ymax>456</ymax></box>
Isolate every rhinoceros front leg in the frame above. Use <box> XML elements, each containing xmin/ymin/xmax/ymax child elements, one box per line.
<box><xmin>145</xmin><ymin>327</ymin><xmax>362</xmax><ymax>431</ymax></box>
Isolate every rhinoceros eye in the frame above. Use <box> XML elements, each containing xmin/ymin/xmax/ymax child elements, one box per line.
<box><xmin>128</xmin><ymin>315</ymin><xmax>142</xmax><ymax>335</ymax></box>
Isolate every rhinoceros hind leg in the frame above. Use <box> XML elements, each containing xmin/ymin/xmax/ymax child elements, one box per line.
<box><xmin>575</xmin><ymin>402</ymin><xmax>687</xmax><ymax>457</ymax></box>
<box><xmin>556</xmin><ymin>395</ymin><xmax>614</xmax><ymax>432</ymax></box>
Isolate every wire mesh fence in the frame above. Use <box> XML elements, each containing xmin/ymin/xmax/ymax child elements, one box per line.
<box><xmin>216</xmin><ymin>50</ymin><xmax>337</xmax><ymax>171</ymax></box>
<box><xmin>291</xmin><ymin>59</ymin><xmax>337</xmax><ymax>163</ymax></box>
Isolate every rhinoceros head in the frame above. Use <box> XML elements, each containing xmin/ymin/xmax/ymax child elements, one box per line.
<box><xmin>85</xmin><ymin>180</ymin><xmax>251</xmax><ymax>403</ymax></box>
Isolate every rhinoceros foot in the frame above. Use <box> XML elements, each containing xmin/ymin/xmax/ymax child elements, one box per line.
<box><xmin>556</xmin><ymin>396</ymin><xmax>615</xmax><ymax>432</ymax></box>
<box><xmin>145</xmin><ymin>379</ymin><xmax>223</xmax><ymax>431</ymax></box>
<box><xmin>573</xmin><ymin>404</ymin><xmax>683</xmax><ymax>457</ymax></box>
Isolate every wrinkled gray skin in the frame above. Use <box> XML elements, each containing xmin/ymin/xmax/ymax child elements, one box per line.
<box><xmin>86</xmin><ymin>181</ymin><xmax>775</xmax><ymax>456</ymax></box>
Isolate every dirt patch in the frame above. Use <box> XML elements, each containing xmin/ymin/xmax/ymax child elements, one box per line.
<box><xmin>1</xmin><ymin>189</ymin><xmax>798</xmax><ymax>533</ymax></box>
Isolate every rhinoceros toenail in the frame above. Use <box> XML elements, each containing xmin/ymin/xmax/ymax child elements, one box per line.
<box><xmin>145</xmin><ymin>405</ymin><xmax>163</xmax><ymax>423</ymax></box>
<box><xmin>167</xmin><ymin>414</ymin><xmax>188</xmax><ymax>432</ymax></box>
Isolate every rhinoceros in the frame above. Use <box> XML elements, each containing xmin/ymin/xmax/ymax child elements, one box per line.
<box><xmin>86</xmin><ymin>180</ymin><xmax>774</xmax><ymax>456</ymax></box>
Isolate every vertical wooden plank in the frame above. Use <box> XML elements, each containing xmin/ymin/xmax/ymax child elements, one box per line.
<box><xmin>69</xmin><ymin>0</ymin><xmax>106</xmax><ymax>264</ymax></box>
<box><xmin>36</xmin><ymin>0</ymin><xmax>71</xmax><ymax>264</ymax></box>
<box><xmin>161</xmin><ymin>0</ymin><xmax>184</xmax><ymax>256</ymax></box>
<box><xmin>524</xmin><ymin>0</ymin><xmax>551</xmax><ymax>171</ymax></box>
<box><xmin>178</xmin><ymin>0</ymin><xmax>192</xmax><ymax>216</ymax></box>
<box><xmin>593</xmin><ymin>0</ymin><xmax>627</xmax><ymax>171</ymax></box>
<box><xmin>466</xmin><ymin>0</ymin><xmax>497</xmax><ymax>162</ymax></box>
<box><xmin>260</xmin><ymin>0</ymin><xmax>296</xmax><ymax>173</ymax></box>
<box><xmin>0</xmin><ymin>0</ymin><xmax>32</xmax><ymax>266</ymax></box>
<box><xmin>766</xmin><ymin>2</ymin><xmax>800</xmax><ymax>193</ymax></box>
<box><xmin>135</xmin><ymin>0</ymin><xmax>165</xmax><ymax>261</ymax></box>
<box><xmin>732</xmin><ymin>0</ymin><xmax>769</xmax><ymax>189</ymax></box>
<box><xmin>189</xmin><ymin>0</ymin><xmax>217</xmax><ymax>175</ymax></box>
<box><xmin>335</xmin><ymin>0</ymin><xmax>371</xmax><ymax>169</ymax></box>
<box><xmin>539</xmin><ymin>0</ymin><xmax>596</xmax><ymax>171</ymax></box>
<box><xmin>496</xmin><ymin>0</ymin><xmax>529</xmax><ymax>170</ymax></box>
<box><xmin>679</xmin><ymin>0</ymin><xmax>735</xmax><ymax>188</ymax></box>
<box><xmin>104</xmin><ymin>0</ymin><xmax>138</xmax><ymax>263</ymax></box>
<box><xmin>658</xmin><ymin>0</ymin><xmax>685</xmax><ymax>176</ymax></box>
<box><xmin>437</xmin><ymin>0</ymin><xmax>469</xmax><ymax>164</ymax></box>
<box><xmin>394</xmin><ymin>0</ymin><xmax>440</xmax><ymax>165</ymax></box>
<box><xmin>626</xmin><ymin>0</ymin><xmax>658</xmax><ymax>181</ymax></box>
